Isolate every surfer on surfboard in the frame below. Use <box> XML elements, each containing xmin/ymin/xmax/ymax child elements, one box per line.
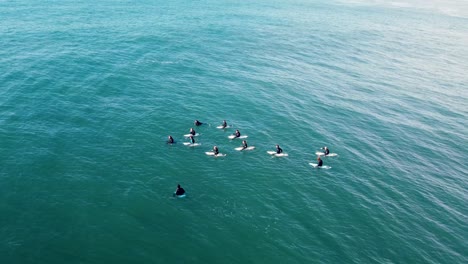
<box><xmin>175</xmin><ymin>184</ymin><xmax>185</xmax><ymax>196</ymax></box>
<box><xmin>189</xmin><ymin>135</ymin><xmax>195</xmax><ymax>144</ymax></box>
<box><xmin>241</xmin><ymin>140</ymin><xmax>248</xmax><ymax>150</ymax></box>
<box><xmin>276</xmin><ymin>144</ymin><xmax>283</xmax><ymax>154</ymax></box>
<box><xmin>221</xmin><ymin>120</ymin><xmax>227</xmax><ymax>128</ymax></box>
<box><xmin>189</xmin><ymin>128</ymin><xmax>196</xmax><ymax>136</ymax></box>
<box><xmin>213</xmin><ymin>146</ymin><xmax>219</xmax><ymax>155</ymax></box>
<box><xmin>322</xmin><ymin>146</ymin><xmax>330</xmax><ymax>156</ymax></box>
<box><xmin>317</xmin><ymin>156</ymin><xmax>323</xmax><ymax>167</ymax></box>
<box><xmin>233</xmin><ymin>130</ymin><xmax>241</xmax><ymax>138</ymax></box>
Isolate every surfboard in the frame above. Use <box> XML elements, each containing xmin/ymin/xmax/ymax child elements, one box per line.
<box><xmin>235</xmin><ymin>146</ymin><xmax>255</xmax><ymax>151</ymax></box>
<box><xmin>183</xmin><ymin>142</ymin><xmax>201</xmax><ymax>147</ymax></box>
<box><xmin>205</xmin><ymin>151</ymin><xmax>226</xmax><ymax>157</ymax></box>
<box><xmin>184</xmin><ymin>133</ymin><xmax>200</xmax><ymax>137</ymax></box>
<box><xmin>315</xmin><ymin>151</ymin><xmax>338</xmax><ymax>157</ymax></box>
<box><xmin>228</xmin><ymin>135</ymin><xmax>248</xmax><ymax>139</ymax></box>
<box><xmin>216</xmin><ymin>125</ymin><xmax>231</xmax><ymax>129</ymax></box>
<box><xmin>309</xmin><ymin>163</ymin><xmax>331</xmax><ymax>169</ymax></box>
<box><xmin>174</xmin><ymin>193</ymin><xmax>186</xmax><ymax>198</ymax></box>
<box><xmin>267</xmin><ymin>151</ymin><xmax>288</xmax><ymax>157</ymax></box>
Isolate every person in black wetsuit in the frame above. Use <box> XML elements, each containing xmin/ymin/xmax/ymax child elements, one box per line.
<box><xmin>175</xmin><ymin>184</ymin><xmax>185</xmax><ymax>196</ymax></box>
<box><xmin>241</xmin><ymin>140</ymin><xmax>248</xmax><ymax>150</ymax></box>
<box><xmin>221</xmin><ymin>120</ymin><xmax>227</xmax><ymax>128</ymax></box>
<box><xmin>189</xmin><ymin>136</ymin><xmax>195</xmax><ymax>144</ymax></box>
<box><xmin>213</xmin><ymin>146</ymin><xmax>219</xmax><ymax>155</ymax></box>
<box><xmin>317</xmin><ymin>156</ymin><xmax>323</xmax><ymax>167</ymax></box>
<box><xmin>233</xmin><ymin>130</ymin><xmax>241</xmax><ymax>138</ymax></box>
<box><xmin>322</xmin><ymin>146</ymin><xmax>330</xmax><ymax>156</ymax></box>
<box><xmin>194</xmin><ymin>120</ymin><xmax>203</xmax><ymax>126</ymax></box>
<box><xmin>167</xmin><ymin>136</ymin><xmax>174</xmax><ymax>144</ymax></box>
<box><xmin>190</xmin><ymin>128</ymin><xmax>196</xmax><ymax>136</ymax></box>
<box><xmin>276</xmin><ymin>144</ymin><xmax>283</xmax><ymax>154</ymax></box>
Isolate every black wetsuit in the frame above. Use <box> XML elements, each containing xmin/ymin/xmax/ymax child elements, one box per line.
<box><xmin>168</xmin><ymin>137</ymin><xmax>174</xmax><ymax>144</ymax></box>
<box><xmin>222</xmin><ymin>121</ymin><xmax>227</xmax><ymax>128</ymax></box>
<box><xmin>324</xmin><ymin>149</ymin><xmax>329</xmax><ymax>155</ymax></box>
<box><xmin>190</xmin><ymin>130</ymin><xmax>196</xmax><ymax>135</ymax></box>
<box><xmin>234</xmin><ymin>131</ymin><xmax>240</xmax><ymax>138</ymax></box>
<box><xmin>242</xmin><ymin>142</ymin><xmax>248</xmax><ymax>150</ymax></box>
<box><xmin>276</xmin><ymin>147</ymin><xmax>283</xmax><ymax>154</ymax></box>
<box><xmin>176</xmin><ymin>187</ymin><xmax>185</xmax><ymax>196</ymax></box>
<box><xmin>195</xmin><ymin>120</ymin><xmax>202</xmax><ymax>126</ymax></box>
<box><xmin>189</xmin><ymin>137</ymin><xmax>195</xmax><ymax>144</ymax></box>
<box><xmin>213</xmin><ymin>148</ymin><xmax>219</xmax><ymax>155</ymax></box>
<box><xmin>317</xmin><ymin>159</ymin><xmax>323</xmax><ymax>167</ymax></box>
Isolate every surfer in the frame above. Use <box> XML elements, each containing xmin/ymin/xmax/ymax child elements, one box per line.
<box><xmin>317</xmin><ymin>156</ymin><xmax>323</xmax><ymax>167</ymax></box>
<box><xmin>194</xmin><ymin>120</ymin><xmax>203</xmax><ymax>126</ymax></box>
<box><xmin>233</xmin><ymin>130</ymin><xmax>241</xmax><ymax>138</ymax></box>
<box><xmin>213</xmin><ymin>146</ymin><xmax>219</xmax><ymax>155</ymax></box>
<box><xmin>276</xmin><ymin>144</ymin><xmax>283</xmax><ymax>154</ymax></box>
<box><xmin>221</xmin><ymin>120</ymin><xmax>227</xmax><ymax>128</ymax></box>
<box><xmin>189</xmin><ymin>135</ymin><xmax>195</xmax><ymax>144</ymax></box>
<box><xmin>189</xmin><ymin>128</ymin><xmax>196</xmax><ymax>136</ymax></box>
<box><xmin>322</xmin><ymin>146</ymin><xmax>330</xmax><ymax>156</ymax></box>
<box><xmin>175</xmin><ymin>184</ymin><xmax>185</xmax><ymax>196</ymax></box>
<box><xmin>167</xmin><ymin>136</ymin><xmax>174</xmax><ymax>144</ymax></box>
<box><xmin>241</xmin><ymin>140</ymin><xmax>248</xmax><ymax>150</ymax></box>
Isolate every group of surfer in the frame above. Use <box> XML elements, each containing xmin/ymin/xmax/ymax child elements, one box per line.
<box><xmin>170</xmin><ymin>120</ymin><xmax>334</xmax><ymax>196</ymax></box>
<box><xmin>168</xmin><ymin>120</ymin><xmax>330</xmax><ymax>160</ymax></box>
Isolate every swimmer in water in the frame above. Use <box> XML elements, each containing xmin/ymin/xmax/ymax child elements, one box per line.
<box><xmin>221</xmin><ymin>120</ymin><xmax>227</xmax><ymax>129</ymax></box>
<box><xmin>194</xmin><ymin>120</ymin><xmax>203</xmax><ymax>126</ymax></box>
<box><xmin>317</xmin><ymin>156</ymin><xmax>323</xmax><ymax>167</ymax></box>
<box><xmin>241</xmin><ymin>140</ymin><xmax>248</xmax><ymax>150</ymax></box>
<box><xmin>175</xmin><ymin>184</ymin><xmax>185</xmax><ymax>196</ymax></box>
<box><xmin>189</xmin><ymin>128</ymin><xmax>196</xmax><ymax>136</ymax></box>
<box><xmin>189</xmin><ymin>135</ymin><xmax>195</xmax><ymax>144</ymax></box>
<box><xmin>276</xmin><ymin>144</ymin><xmax>283</xmax><ymax>154</ymax></box>
<box><xmin>213</xmin><ymin>146</ymin><xmax>219</xmax><ymax>155</ymax></box>
<box><xmin>167</xmin><ymin>136</ymin><xmax>174</xmax><ymax>144</ymax></box>
<box><xmin>233</xmin><ymin>130</ymin><xmax>241</xmax><ymax>138</ymax></box>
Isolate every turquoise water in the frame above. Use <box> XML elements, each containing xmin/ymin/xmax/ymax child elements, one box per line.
<box><xmin>1</xmin><ymin>0</ymin><xmax>467</xmax><ymax>263</ymax></box>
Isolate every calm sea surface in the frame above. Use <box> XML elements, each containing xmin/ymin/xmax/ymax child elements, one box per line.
<box><xmin>1</xmin><ymin>0</ymin><xmax>467</xmax><ymax>263</ymax></box>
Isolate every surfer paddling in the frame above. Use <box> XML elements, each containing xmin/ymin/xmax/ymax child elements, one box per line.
<box><xmin>194</xmin><ymin>120</ymin><xmax>203</xmax><ymax>126</ymax></box>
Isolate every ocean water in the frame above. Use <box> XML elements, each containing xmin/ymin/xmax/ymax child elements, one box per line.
<box><xmin>1</xmin><ymin>0</ymin><xmax>467</xmax><ymax>263</ymax></box>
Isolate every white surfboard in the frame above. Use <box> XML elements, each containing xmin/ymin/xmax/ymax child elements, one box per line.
<box><xmin>315</xmin><ymin>151</ymin><xmax>338</xmax><ymax>157</ymax></box>
<box><xmin>216</xmin><ymin>125</ymin><xmax>231</xmax><ymax>129</ymax></box>
<box><xmin>183</xmin><ymin>142</ymin><xmax>201</xmax><ymax>147</ymax></box>
<box><xmin>309</xmin><ymin>163</ymin><xmax>331</xmax><ymax>169</ymax></box>
<box><xmin>184</xmin><ymin>133</ymin><xmax>200</xmax><ymax>137</ymax></box>
<box><xmin>205</xmin><ymin>151</ymin><xmax>226</xmax><ymax>157</ymax></box>
<box><xmin>235</xmin><ymin>146</ymin><xmax>256</xmax><ymax>151</ymax></box>
<box><xmin>174</xmin><ymin>193</ymin><xmax>186</xmax><ymax>198</ymax></box>
<box><xmin>228</xmin><ymin>135</ymin><xmax>248</xmax><ymax>140</ymax></box>
<box><xmin>267</xmin><ymin>151</ymin><xmax>288</xmax><ymax>157</ymax></box>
